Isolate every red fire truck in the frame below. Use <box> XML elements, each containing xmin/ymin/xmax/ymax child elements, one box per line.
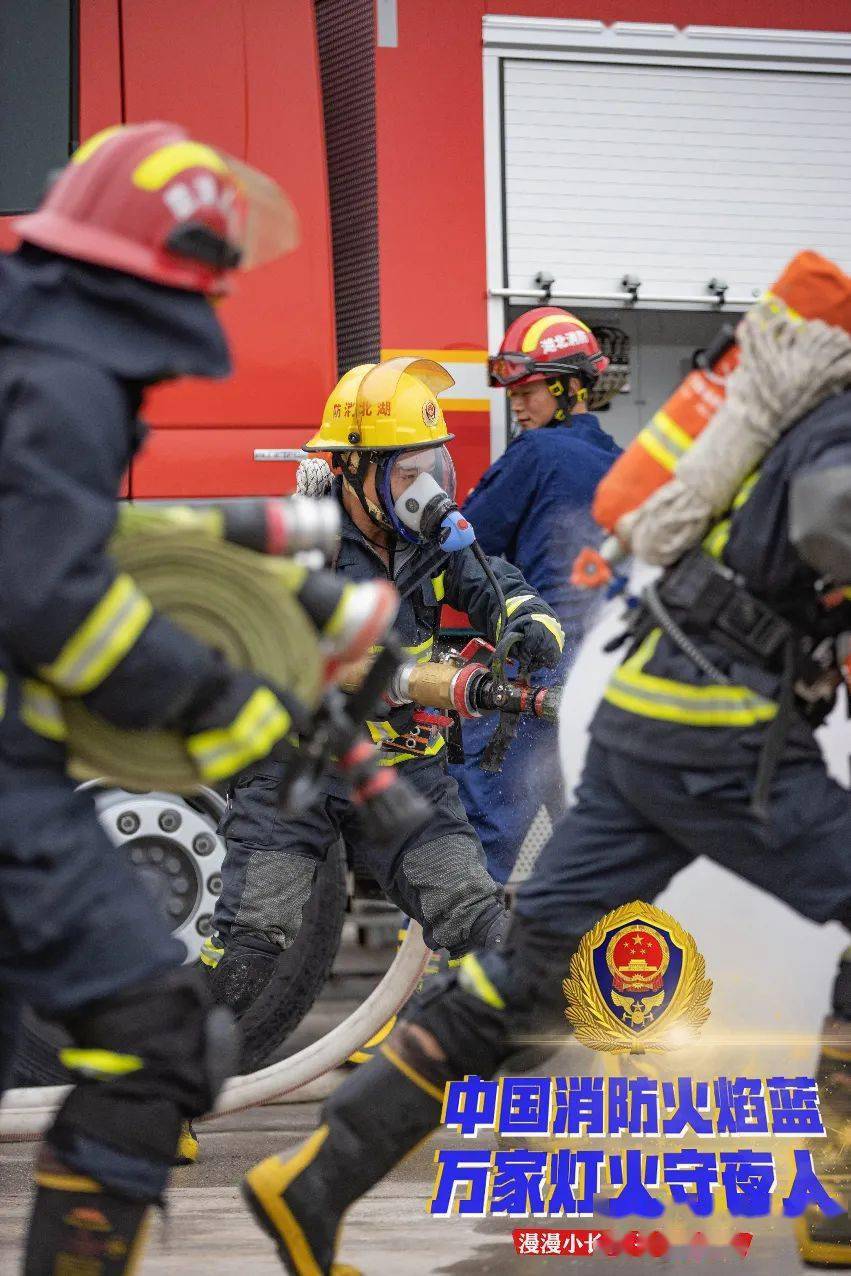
<box><xmin>5</xmin><ymin>0</ymin><xmax>851</xmax><ymax>1079</ymax></box>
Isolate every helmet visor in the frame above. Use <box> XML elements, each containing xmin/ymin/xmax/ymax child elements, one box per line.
<box><xmin>219</xmin><ymin>152</ymin><xmax>300</xmax><ymax>270</ymax></box>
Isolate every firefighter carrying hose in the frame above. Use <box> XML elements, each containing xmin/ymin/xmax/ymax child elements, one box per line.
<box><xmin>240</xmin><ymin>304</ymin><xmax>851</xmax><ymax>1272</ymax></box>
<box><xmin>451</xmin><ymin>307</ymin><xmax>622</xmax><ymax>882</ymax></box>
<box><xmin>0</xmin><ymin>121</ymin><xmax>345</xmax><ymax>1275</ymax></box>
<box><xmin>204</xmin><ymin>357</ymin><xmax>565</xmax><ymax>1017</ymax></box>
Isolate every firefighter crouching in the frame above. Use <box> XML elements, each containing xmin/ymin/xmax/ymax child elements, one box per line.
<box><xmin>0</xmin><ymin>122</ymin><xmax>333</xmax><ymax>1275</ymax></box>
<box><xmin>204</xmin><ymin>357</ymin><xmax>565</xmax><ymax>1016</ymax></box>
<box><xmin>240</xmin><ymin>312</ymin><xmax>851</xmax><ymax>1272</ymax></box>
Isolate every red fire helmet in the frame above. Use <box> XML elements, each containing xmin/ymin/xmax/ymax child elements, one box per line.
<box><xmin>13</xmin><ymin>122</ymin><xmax>299</xmax><ymax>295</ymax></box>
<box><xmin>488</xmin><ymin>306</ymin><xmax>609</xmax><ymax>389</ymax></box>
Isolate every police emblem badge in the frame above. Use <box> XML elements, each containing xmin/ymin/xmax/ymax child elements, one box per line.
<box><xmin>563</xmin><ymin>901</ymin><xmax>712</xmax><ymax>1053</ymax></box>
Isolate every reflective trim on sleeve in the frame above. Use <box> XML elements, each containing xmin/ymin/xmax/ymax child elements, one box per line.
<box><xmin>603</xmin><ymin>628</ymin><xmax>777</xmax><ymax>727</ymax></box>
<box><xmin>59</xmin><ymin>1048</ymin><xmax>144</xmax><ymax>1079</ymax></box>
<box><xmin>530</xmin><ymin>612</ymin><xmax>565</xmax><ymax>651</ymax></box>
<box><xmin>458</xmin><ymin>954</ymin><xmax>506</xmax><ymax>1010</ymax></box>
<box><xmin>187</xmin><ymin>688</ymin><xmax>292</xmax><ymax>783</ymax></box>
<box><xmin>403</xmin><ymin>635</ymin><xmax>434</xmax><ymax>664</ymax></box>
<box><xmin>496</xmin><ymin>592</ymin><xmax>537</xmax><ymax>638</ymax></box>
<box><xmin>20</xmin><ymin>679</ymin><xmax>68</xmax><ymax>741</ymax></box>
<box><xmin>38</xmin><ymin>574</ymin><xmax>154</xmax><ymax>695</ymax></box>
<box><xmin>431</xmin><ymin>571</ymin><xmax>446</xmax><ymax>603</ymax></box>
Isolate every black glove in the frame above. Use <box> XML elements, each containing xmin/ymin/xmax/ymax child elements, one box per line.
<box><xmin>502</xmin><ymin>598</ymin><xmax>565</xmax><ymax>671</ymax></box>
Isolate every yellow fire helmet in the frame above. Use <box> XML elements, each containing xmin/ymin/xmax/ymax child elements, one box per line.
<box><xmin>304</xmin><ymin>356</ymin><xmax>455</xmax><ymax>453</ymax></box>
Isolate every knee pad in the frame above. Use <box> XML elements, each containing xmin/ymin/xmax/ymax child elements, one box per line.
<box><xmin>400</xmin><ymin>834</ymin><xmax>504</xmax><ymax>956</ymax></box>
<box><xmin>49</xmin><ymin>966</ymin><xmax>237</xmax><ymax>1196</ymax></box>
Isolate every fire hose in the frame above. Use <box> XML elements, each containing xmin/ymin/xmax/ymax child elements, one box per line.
<box><xmin>63</xmin><ymin>525</ymin><xmax>325</xmax><ymax>792</ymax></box>
<box><xmin>0</xmin><ymin>923</ymin><xmax>429</xmax><ymax>1140</ymax></box>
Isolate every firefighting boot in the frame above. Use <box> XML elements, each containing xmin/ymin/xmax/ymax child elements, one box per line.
<box><xmin>205</xmin><ymin>930</ymin><xmax>280</xmax><ymax>1018</ymax></box>
<box><xmin>24</xmin><ymin>1152</ymin><xmax>151</xmax><ymax>1275</ymax></box>
<box><xmin>798</xmin><ymin>1006</ymin><xmax>851</xmax><ymax>1265</ymax></box>
<box><xmin>243</xmin><ymin>1029</ymin><xmax>447</xmax><ymax>1275</ymax></box>
<box><xmin>174</xmin><ymin>1119</ymin><xmax>199</xmax><ymax>1165</ymax></box>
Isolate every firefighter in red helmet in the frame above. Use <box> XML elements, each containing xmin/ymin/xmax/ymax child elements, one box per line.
<box><xmin>449</xmin><ymin>307</ymin><xmax>623</xmax><ymax>884</ymax></box>
<box><xmin>0</xmin><ymin>122</ymin><xmax>302</xmax><ymax>1274</ymax></box>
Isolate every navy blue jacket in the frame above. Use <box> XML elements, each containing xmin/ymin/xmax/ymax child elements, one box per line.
<box><xmin>0</xmin><ymin>246</ymin><xmax>232</xmax><ymax>753</ymax></box>
<box><xmin>461</xmin><ymin>415</ymin><xmax>621</xmax><ymax>654</ymax></box>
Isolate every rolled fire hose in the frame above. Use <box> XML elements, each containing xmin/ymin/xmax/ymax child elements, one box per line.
<box><xmin>0</xmin><ymin>925</ymin><xmax>429</xmax><ymax>1140</ymax></box>
<box><xmin>63</xmin><ymin>527</ymin><xmax>323</xmax><ymax>792</ymax></box>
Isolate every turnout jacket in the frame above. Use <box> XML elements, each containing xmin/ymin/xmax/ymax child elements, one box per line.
<box><xmin>592</xmin><ymin>389</ymin><xmax>851</xmax><ymax>769</ymax></box>
<box><xmin>0</xmin><ymin>246</ymin><xmax>232</xmax><ymax>767</ymax></box>
<box><xmin>462</xmin><ymin>415</ymin><xmax>621</xmax><ymax>655</ymax></box>
<box><xmin>332</xmin><ymin>481</ymin><xmax>551</xmax><ymax>764</ymax></box>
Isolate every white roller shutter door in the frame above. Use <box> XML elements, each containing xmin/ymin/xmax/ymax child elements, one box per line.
<box><xmin>499</xmin><ymin>43</ymin><xmax>851</xmax><ymax>305</ymax></box>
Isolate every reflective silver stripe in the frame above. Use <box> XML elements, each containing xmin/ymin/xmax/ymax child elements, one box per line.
<box><xmin>20</xmin><ymin>679</ymin><xmax>67</xmax><ymax>741</ymax></box>
<box><xmin>39</xmin><ymin>574</ymin><xmax>153</xmax><ymax>694</ymax></box>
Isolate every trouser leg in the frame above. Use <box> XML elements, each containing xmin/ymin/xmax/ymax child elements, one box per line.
<box><xmin>346</xmin><ymin>761</ymin><xmax>509</xmax><ymax>957</ymax></box>
<box><xmin>241</xmin><ymin>748</ymin><xmax>681</xmax><ymax>1274</ymax></box>
<box><xmin>25</xmin><ymin>967</ymin><xmax>237</xmax><ymax>1275</ymax></box>
<box><xmin>0</xmin><ymin>772</ymin><xmax>236</xmax><ymax>1275</ymax></box>
<box><xmin>209</xmin><ymin>765</ymin><xmax>337</xmax><ymax>1014</ymax></box>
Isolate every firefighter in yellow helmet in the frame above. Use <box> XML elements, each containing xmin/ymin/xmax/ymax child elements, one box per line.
<box><xmin>205</xmin><ymin>358</ymin><xmax>565</xmax><ymax>1035</ymax></box>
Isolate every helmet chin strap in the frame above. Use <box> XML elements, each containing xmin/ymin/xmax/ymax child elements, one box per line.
<box><xmin>341</xmin><ymin>452</ymin><xmax>396</xmax><ymax>534</ymax></box>
<box><xmin>544</xmin><ymin>376</ymin><xmax>582</xmax><ymax>424</ymax></box>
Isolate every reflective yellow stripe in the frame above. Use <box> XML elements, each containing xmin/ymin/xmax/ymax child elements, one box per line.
<box><xmin>35</xmin><ymin>1171</ymin><xmax>101</xmax><ymax>1192</ymax></box>
<box><xmin>366</xmin><ymin>719</ymin><xmax>398</xmax><ymax>745</ymax></box>
<box><xmin>0</xmin><ymin>671</ymin><xmax>6</xmax><ymax>721</ymax></box>
<box><xmin>199</xmin><ymin>936</ymin><xmax>225</xmax><ymax>969</ymax></box>
<box><xmin>431</xmin><ymin>571</ymin><xmax>446</xmax><ymax>603</ymax></box>
<box><xmin>530</xmin><ymin>612</ymin><xmax>565</xmax><ymax>651</ymax></box>
<box><xmin>322</xmin><ymin>584</ymin><xmax>353</xmax><ymax>640</ymax></box>
<box><xmin>132</xmin><ymin>141</ymin><xmax>227</xmax><ymax>190</ymax></box>
<box><xmin>71</xmin><ymin>125</ymin><xmax>123</xmax><ymax>165</ymax></box>
<box><xmin>459</xmin><ymin>954</ymin><xmax>506</xmax><ymax>1009</ymax></box>
<box><xmin>496</xmin><ymin>592</ymin><xmax>536</xmax><ymax>638</ymax></box>
<box><xmin>348</xmin><ymin>1015</ymin><xmax>398</xmax><ymax>1064</ymax></box>
<box><xmin>403</xmin><ymin>635</ymin><xmax>434</xmax><ymax>663</ymax></box>
<box><xmin>604</xmin><ymin>628</ymin><xmax>777</xmax><ymax>727</ymax></box>
<box><xmin>380</xmin><ymin>1042</ymin><xmax>445</xmax><ymax>1103</ymax></box>
<box><xmin>703</xmin><ymin>470</ymin><xmax>761</xmax><ymax>561</ymax></box>
<box><xmin>20</xmin><ymin>679</ymin><xmax>67</xmax><ymax>741</ymax></box>
<box><xmin>59</xmin><ymin>1048</ymin><xmax>144</xmax><ymax>1078</ymax></box>
<box><xmin>187</xmin><ymin>689</ymin><xmax>291</xmax><ymax>782</ymax></box>
<box><xmin>653</xmin><ymin>410</ymin><xmax>693</xmax><ymax>455</ymax></box>
<box><xmin>506</xmin><ymin>593</ymin><xmax>535</xmax><ymax>618</ymax></box>
<box><xmin>39</xmin><ymin>574</ymin><xmax>153</xmax><ymax>694</ymax></box>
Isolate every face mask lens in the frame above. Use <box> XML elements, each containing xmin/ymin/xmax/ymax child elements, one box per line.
<box><xmin>388</xmin><ymin>446</ymin><xmax>456</xmax><ymax>506</ymax></box>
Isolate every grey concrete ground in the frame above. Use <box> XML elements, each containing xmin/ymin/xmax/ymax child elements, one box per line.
<box><xmin>0</xmin><ymin>1097</ymin><xmax>816</xmax><ymax>1275</ymax></box>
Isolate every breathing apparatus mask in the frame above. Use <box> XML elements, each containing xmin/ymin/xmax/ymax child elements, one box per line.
<box><xmin>342</xmin><ymin>444</ymin><xmax>474</xmax><ymax>550</ymax></box>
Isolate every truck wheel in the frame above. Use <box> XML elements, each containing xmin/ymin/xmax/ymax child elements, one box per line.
<box><xmin>10</xmin><ymin>791</ymin><xmax>347</xmax><ymax>1085</ymax></box>
<box><xmin>236</xmin><ymin>840</ymin><xmax>348</xmax><ymax>1074</ymax></box>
